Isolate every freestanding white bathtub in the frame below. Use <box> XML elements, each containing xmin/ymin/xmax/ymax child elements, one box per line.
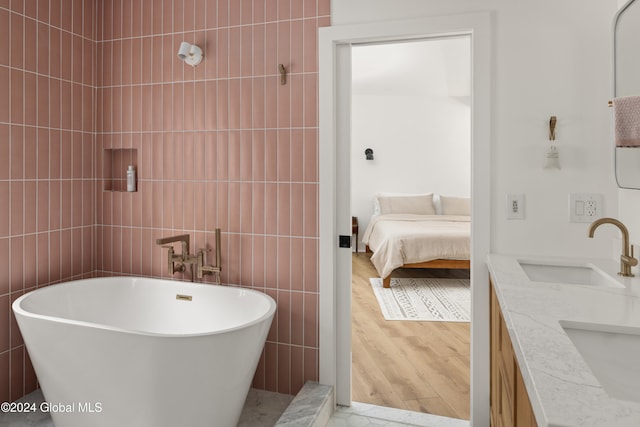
<box><xmin>12</xmin><ymin>277</ymin><xmax>276</xmax><ymax>427</ymax></box>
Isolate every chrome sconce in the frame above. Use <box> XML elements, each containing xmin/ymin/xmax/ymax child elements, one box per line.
<box><xmin>177</xmin><ymin>41</ymin><xmax>203</xmax><ymax>67</ymax></box>
<box><xmin>365</xmin><ymin>148</ymin><xmax>374</xmax><ymax>160</ymax></box>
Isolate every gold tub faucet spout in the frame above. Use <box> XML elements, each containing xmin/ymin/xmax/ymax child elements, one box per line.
<box><xmin>588</xmin><ymin>218</ymin><xmax>638</xmax><ymax>277</ymax></box>
<box><xmin>155</xmin><ymin>234</ymin><xmax>192</xmax><ymax>275</ymax></box>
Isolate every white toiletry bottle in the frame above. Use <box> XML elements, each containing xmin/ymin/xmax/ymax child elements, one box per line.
<box><xmin>126</xmin><ymin>165</ymin><xmax>136</xmax><ymax>192</ymax></box>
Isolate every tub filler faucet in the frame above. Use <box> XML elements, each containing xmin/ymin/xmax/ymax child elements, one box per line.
<box><xmin>588</xmin><ymin>217</ymin><xmax>638</xmax><ymax>277</ymax></box>
<box><xmin>156</xmin><ymin>229</ymin><xmax>222</xmax><ymax>284</ymax></box>
<box><xmin>156</xmin><ymin>234</ymin><xmax>192</xmax><ymax>275</ymax></box>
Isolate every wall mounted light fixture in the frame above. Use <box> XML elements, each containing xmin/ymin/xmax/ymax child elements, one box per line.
<box><xmin>548</xmin><ymin>116</ymin><xmax>557</xmax><ymax>140</ymax></box>
<box><xmin>177</xmin><ymin>42</ymin><xmax>203</xmax><ymax>67</ymax></box>
<box><xmin>365</xmin><ymin>148</ymin><xmax>374</xmax><ymax>160</ymax></box>
<box><xmin>544</xmin><ymin>116</ymin><xmax>560</xmax><ymax>169</ymax></box>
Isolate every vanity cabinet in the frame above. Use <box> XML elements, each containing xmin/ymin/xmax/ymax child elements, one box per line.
<box><xmin>490</xmin><ymin>281</ymin><xmax>538</xmax><ymax>427</ymax></box>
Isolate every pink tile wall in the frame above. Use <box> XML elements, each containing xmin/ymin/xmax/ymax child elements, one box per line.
<box><xmin>0</xmin><ymin>0</ymin><xmax>96</xmax><ymax>403</ymax></box>
<box><xmin>96</xmin><ymin>0</ymin><xmax>329</xmax><ymax>396</ymax></box>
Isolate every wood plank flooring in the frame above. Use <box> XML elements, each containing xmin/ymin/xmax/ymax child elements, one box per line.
<box><xmin>351</xmin><ymin>252</ymin><xmax>471</xmax><ymax>420</ymax></box>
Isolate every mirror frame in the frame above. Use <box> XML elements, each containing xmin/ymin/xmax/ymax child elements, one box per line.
<box><xmin>613</xmin><ymin>0</ymin><xmax>640</xmax><ymax>189</ymax></box>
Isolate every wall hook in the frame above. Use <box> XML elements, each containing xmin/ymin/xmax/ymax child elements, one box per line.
<box><xmin>549</xmin><ymin>116</ymin><xmax>557</xmax><ymax>141</ymax></box>
<box><xmin>278</xmin><ymin>64</ymin><xmax>287</xmax><ymax>85</ymax></box>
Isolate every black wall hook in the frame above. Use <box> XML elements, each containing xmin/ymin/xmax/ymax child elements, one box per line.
<box><xmin>365</xmin><ymin>148</ymin><xmax>374</xmax><ymax>160</ymax></box>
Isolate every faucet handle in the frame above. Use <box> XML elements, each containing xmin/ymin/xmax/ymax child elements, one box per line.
<box><xmin>629</xmin><ymin>245</ymin><xmax>639</xmax><ymax>266</ymax></box>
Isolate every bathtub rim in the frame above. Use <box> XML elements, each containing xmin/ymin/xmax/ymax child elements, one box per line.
<box><xmin>12</xmin><ymin>276</ymin><xmax>277</xmax><ymax>338</ymax></box>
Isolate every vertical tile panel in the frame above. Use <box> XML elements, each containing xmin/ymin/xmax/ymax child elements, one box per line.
<box><xmin>0</xmin><ymin>126</ymin><xmax>7</xmax><ymax>181</ymax></box>
<box><xmin>49</xmin><ymin>231</ymin><xmax>61</xmax><ymax>284</ymax></box>
<box><xmin>265</xmin><ymin>236</ymin><xmax>277</xmax><ymax>289</ymax></box>
<box><xmin>0</xmin><ymin>9</ymin><xmax>9</xmax><ymax>66</ymax></box>
<box><xmin>277</xmin><ymin>183</ymin><xmax>290</xmax><ymax>235</ymax></box>
<box><xmin>277</xmin><ymin>343</ymin><xmax>290</xmax><ymax>394</ymax></box>
<box><xmin>9</xmin><ymin>237</ymin><xmax>23</xmax><ymax>293</ymax></box>
<box><xmin>264</xmin><ymin>342</ymin><xmax>277</xmax><ymax>392</ymax></box>
<box><xmin>252</xmin><ymin>235</ymin><xmax>265</xmax><ymax>288</ymax></box>
<box><xmin>10</xmin><ymin>71</ymin><xmax>23</xmax><ymax>125</ymax></box>
<box><xmin>10</xmin><ymin>182</ymin><xmax>23</xmax><ymax>236</ymax></box>
<box><xmin>37</xmin><ymin>233</ymin><xmax>49</xmax><ymax>286</ymax></box>
<box><xmin>291</xmin><ymin>346</ymin><xmax>304</xmax><ymax>395</ymax></box>
<box><xmin>0</xmin><ymin>69</ymin><xmax>8</xmax><ymax>122</ymax></box>
<box><xmin>0</xmin><ymin>185</ymin><xmax>8</xmax><ymax>238</ymax></box>
<box><xmin>24</xmin><ymin>18</ymin><xmax>37</xmax><ymax>72</ymax></box>
<box><xmin>0</xmin><ymin>352</ymin><xmax>9</xmax><ymax>404</ymax></box>
<box><xmin>303</xmin><ymin>18</ymin><xmax>318</xmax><ymax>73</ymax></box>
<box><xmin>303</xmin><ymin>292</ymin><xmax>318</xmax><ymax>348</ymax></box>
<box><xmin>10</xmin><ymin>13</ymin><xmax>23</xmax><ymax>69</ymax></box>
<box><xmin>37</xmin><ymin>22</ymin><xmax>50</xmax><ymax>75</ymax></box>
<box><xmin>23</xmin><ymin>182</ymin><xmax>37</xmax><ymax>234</ymax></box>
<box><xmin>277</xmin><ymin>236</ymin><xmax>291</xmax><ymax>290</ymax></box>
<box><xmin>0</xmin><ymin>245</ymin><xmax>9</xmax><ymax>295</ymax></box>
<box><xmin>291</xmin><ymin>290</ymin><xmax>304</xmax><ymax>344</ymax></box>
<box><xmin>304</xmin><ymin>347</ymin><xmax>318</xmax><ymax>384</ymax></box>
<box><xmin>228</xmin><ymin>79</ymin><xmax>241</xmax><ymax>130</ymax></box>
<box><xmin>23</xmin><ymin>235</ymin><xmax>36</xmax><ymax>289</ymax></box>
<box><xmin>23</xmin><ymin>127</ymin><xmax>37</xmax><ymax>179</ymax></box>
<box><xmin>10</xmin><ymin>347</ymin><xmax>23</xmax><ymax>401</ymax></box>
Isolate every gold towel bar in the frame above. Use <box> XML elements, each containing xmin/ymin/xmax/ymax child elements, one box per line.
<box><xmin>608</xmin><ymin>100</ymin><xmax>613</xmax><ymax>107</ymax></box>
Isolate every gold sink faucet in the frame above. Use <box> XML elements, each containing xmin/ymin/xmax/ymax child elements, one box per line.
<box><xmin>588</xmin><ymin>218</ymin><xmax>638</xmax><ymax>277</ymax></box>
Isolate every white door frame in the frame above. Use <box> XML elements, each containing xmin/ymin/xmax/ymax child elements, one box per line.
<box><xmin>318</xmin><ymin>13</ymin><xmax>492</xmax><ymax>426</ymax></box>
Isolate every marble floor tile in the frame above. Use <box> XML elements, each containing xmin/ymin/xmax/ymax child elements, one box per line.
<box><xmin>328</xmin><ymin>402</ymin><xmax>471</xmax><ymax>427</ymax></box>
<box><xmin>0</xmin><ymin>389</ymin><xmax>294</xmax><ymax>427</ymax></box>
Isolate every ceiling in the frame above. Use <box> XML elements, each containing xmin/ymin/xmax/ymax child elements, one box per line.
<box><xmin>351</xmin><ymin>36</ymin><xmax>471</xmax><ymax>98</ymax></box>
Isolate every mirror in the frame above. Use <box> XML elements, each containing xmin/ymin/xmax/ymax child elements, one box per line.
<box><xmin>614</xmin><ymin>0</ymin><xmax>640</xmax><ymax>188</ymax></box>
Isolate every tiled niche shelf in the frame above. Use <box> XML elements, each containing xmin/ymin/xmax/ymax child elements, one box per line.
<box><xmin>103</xmin><ymin>148</ymin><xmax>138</xmax><ymax>192</ymax></box>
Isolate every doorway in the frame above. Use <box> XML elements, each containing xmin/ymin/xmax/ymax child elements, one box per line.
<box><xmin>318</xmin><ymin>14</ymin><xmax>492</xmax><ymax>426</ymax></box>
<box><xmin>350</xmin><ymin>36</ymin><xmax>472</xmax><ymax>419</ymax></box>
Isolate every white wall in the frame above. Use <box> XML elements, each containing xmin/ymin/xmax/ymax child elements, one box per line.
<box><xmin>351</xmin><ymin>94</ymin><xmax>470</xmax><ymax>250</ymax></box>
<box><xmin>335</xmin><ymin>0</ymin><xmax>621</xmax><ymax>258</ymax></box>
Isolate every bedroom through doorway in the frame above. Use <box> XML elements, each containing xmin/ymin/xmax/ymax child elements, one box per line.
<box><xmin>349</xmin><ymin>36</ymin><xmax>472</xmax><ymax>420</ymax></box>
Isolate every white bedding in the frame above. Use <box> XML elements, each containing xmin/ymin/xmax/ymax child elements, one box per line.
<box><xmin>361</xmin><ymin>214</ymin><xmax>470</xmax><ymax>280</ymax></box>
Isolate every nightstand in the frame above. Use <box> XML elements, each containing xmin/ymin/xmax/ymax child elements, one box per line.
<box><xmin>352</xmin><ymin>216</ymin><xmax>358</xmax><ymax>252</ymax></box>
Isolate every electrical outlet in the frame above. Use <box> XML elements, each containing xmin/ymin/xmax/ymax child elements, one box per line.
<box><xmin>506</xmin><ymin>194</ymin><xmax>525</xmax><ymax>220</ymax></box>
<box><xmin>569</xmin><ymin>193</ymin><xmax>603</xmax><ymax>223</ymax></box>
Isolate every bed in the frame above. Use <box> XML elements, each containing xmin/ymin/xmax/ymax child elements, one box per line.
<box><xmin>361</xmin><ymin>193</ymin><xmax>471</xmax><ymax>288</ymax></box>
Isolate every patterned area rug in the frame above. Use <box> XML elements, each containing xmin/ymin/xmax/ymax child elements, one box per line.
<box><xmin>369</xmin><ymin>277</ymin><xmax>470</xmax><ymax>322</ymax></box>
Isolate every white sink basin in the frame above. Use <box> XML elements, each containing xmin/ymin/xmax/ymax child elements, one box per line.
<box><xmin>518</xmin><ymin>260</ymin><xmax>623</xmax><ymax>288</ymax></box>
<box><xmin>560</xmin><ymin>320</ymin><xmax>640</xmax><ymax>403</ymax></box>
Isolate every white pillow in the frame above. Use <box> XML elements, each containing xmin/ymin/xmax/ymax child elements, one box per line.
<box><xmin>440</xmin><ymin>195</ymin><xmax>471</xmax><ymax>216</ymax></box>
<box><xmin>374</xmin><ymin>192</ymin><xmax>439</xmax><ymax>215</ymax></box>
<box><xmin>377</xmin><ymin>194</ymin><xmax>436</xmax><ymax>215</ymax></box>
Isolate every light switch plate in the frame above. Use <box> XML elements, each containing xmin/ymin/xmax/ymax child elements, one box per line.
<box><xmin>569</xmin><ymin>193</ymin><xmax>603</xmax><ymax>223</ymax></box>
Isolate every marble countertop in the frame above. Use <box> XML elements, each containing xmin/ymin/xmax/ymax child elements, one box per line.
<box><xmin>487</xmin><ymin>254</ymin><xmax>640</xmax><ymax>427</ymax></box>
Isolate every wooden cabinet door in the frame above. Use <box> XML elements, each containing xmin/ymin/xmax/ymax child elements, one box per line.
<box><xmin>490</xmin><ymin>280</ymin><xmax>538</xmax><ymax>427</ymax></box>
<box><xmin>516</xmin><ymin>367</ymin><xmax>538</xmax><ymax>427</ymax></box>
